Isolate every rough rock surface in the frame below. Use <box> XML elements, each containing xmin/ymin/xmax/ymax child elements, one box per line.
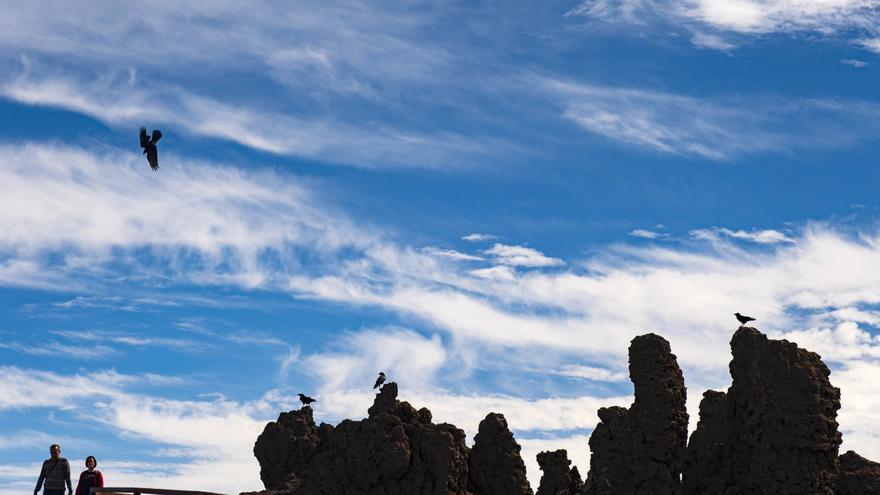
<box><xmin>253</xmin><ymin>406</ymin><xmax>332</xmax><ymax>489</ymax></box>
<box><xmin>536</xmin><ymin>449</ymin><xmax>583</xmax><ymax>495</ymax></box>
<box><xmin>249</xmin><ymin>382</ymin><xmax>473</xmax><ymax>495</ymax></box>
<box><xmin>584</xmin><ymin>333</ymin><xmax>688</xmax><ymax>494</ymax></box>
<box><xmin>468</xmin><ymin>412</ymin><xmax>533</xmax><ymax>495</ymax></box>
<box><xmin>836</xmin><ymin>450</ymin><xmax>880</xmax><ymax>495</ymax></box>
<box><xmin>682</xmin><ymin>327</ymin><xmax>842</xmax><ymax>494</ymax></box>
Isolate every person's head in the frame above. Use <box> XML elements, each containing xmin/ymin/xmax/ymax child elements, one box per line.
<box><xmin>49</xmin><ymin>444</ymin><xmax>61</xmax><ymax>460</ymax></box>
<box><xmin>85</xmin><ymin>456</ymin><xmax>97</xmax><ymax>470</ymax></box>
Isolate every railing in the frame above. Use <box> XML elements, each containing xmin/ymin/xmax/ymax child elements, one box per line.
<box><xmin>92</xmin><ymin>488</ymin><xmax>227</xmax><ymax>495</ymax></box>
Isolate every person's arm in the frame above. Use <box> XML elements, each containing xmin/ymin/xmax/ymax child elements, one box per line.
<box><xmin>34</xmin><ymin>461</ymin><xmax>47</xmax><ymax>495</ymax></box>
<box><xmin>64</xmin><ymin>460</ymin><xmax>73</xmax><ymax>494</ymax></box>
<box><xmin>96</xmin><ymin>470</ymin><xmax>104</xmax><ymax>488</ymax></box>
<box><xmin>74</xmin><ymin>471</ymin><xmax>82</xmax><ymax>495</ymax></box>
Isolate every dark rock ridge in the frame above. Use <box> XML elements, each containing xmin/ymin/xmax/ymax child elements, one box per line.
<box><xmin>584</xmin><ymin>333</ymin><xmax>688</xmax><ymax>495</ymax></box>
<box><xmin>682</xmin><ymin>326</ymin><xmax>842</xmax><ymax>494</ymax></box>
<box><xmin>836</xmin><ymin>450</ymin><xmax>880</xmax><ymax>495</ymax></box>
<box><xmin>250</xmin><ymin>382</ymin><xmax>530</xmax><ymax>495</ymax></box>
<box><xmin>468</xmin><ymin>412</ymin><xmax>533</xmax><ymax>495</ymax></box>
<box><xmin>247</xmin><ymin>326</ymin><xmax>880</xmax><ymax>495</ymax></box>
<box><xmin>253</xmin><ymin>406</ymin><xmax>332</xmax><ymax>490</ymax></box>
<box><xmin>535</xmin><ymin>449</ymin><xmax>583</xmax><ymax>495</ymax></box>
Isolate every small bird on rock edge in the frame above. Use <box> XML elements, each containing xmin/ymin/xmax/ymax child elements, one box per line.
<box><xmin>373</xmin><ymin>372</ymin><xmax>386</xmax><ymax>389</ymax></box>
<box><xmin>735</xmin><ymin>312</ymin><xmax>756</xmax><ymax>327</ymax></box>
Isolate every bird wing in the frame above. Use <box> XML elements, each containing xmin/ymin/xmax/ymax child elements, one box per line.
<box><xmin>147</xmin><ymin>146</ymin><xmax>159</xmax><ymax>171</ymax></box>
<box><xmin>139</xmin><ymin>127</ymin><xmax>149</xmax><ymax>148</ymax></box>
<box><xmin>151</xmin><ymin>129</ymin><xmax>163</xmax><ymax>143</ymax></box>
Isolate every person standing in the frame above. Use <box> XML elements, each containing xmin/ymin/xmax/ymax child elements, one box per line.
<box><xmin>34</xmin><ymin>444</ymin><xmax>72</xmax><ymax>495</ymax></box>
<box><xmin>75</xmin><ymin>456</ymin><xmax>103</xmax><ymax>495</ymax></box>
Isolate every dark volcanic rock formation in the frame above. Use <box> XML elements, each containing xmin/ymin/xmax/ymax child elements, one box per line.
<box><xmin>468</xmin><ymin>412</ymin><xmax>533</xmax><ymax>495</ymax></box>
<box><xmin>536</xmin><ymin>449</ymin><xmax>583</xmax><ymax>495</ymax></box>
<box><xmin>251</xmin><ymin>382</ymin><xmax>473</xmax><ymax>495</ymax></box>
<box><xmin>682</xmin><ymin>327</ymin><xmax>842</xmax><ymax>495</ymax></box>
<box><xmin>836</xmin><ymin>450</ymin><xmax>880</xmax><ymax>495</ymax></box>
<box><xmin>253</xmin><ymin>406</ymin><xmax>332</xmax><ymax>489</ymax></box>
<box><xmin>584</xmin><ymin>333</ymin><xmax>688</xmax><ymax>494</ymax></box>
<box><xmin>247</xmin><ymin>326</ymin><xmax>873</xmax><ymax>495</ymax></box>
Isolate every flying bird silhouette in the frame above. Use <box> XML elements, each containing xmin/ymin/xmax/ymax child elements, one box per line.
<box><xmin>373</xmin><ymin>372</ymin><xmax>386</xmax><ymax>389</ymax></box>
<box><xmin>139</xmin><ymin>127</ymin><xmax>163</xmax><ymax>171</ymax></box>
<box><xmin>735</xmin><ymin>312</ymin><xmax>756</xmax><ymax>327</ymax></box>
<box><xmin>298</xmin><ymin>393</ymin><xmax>316</xmax><ymax>407</ymax></box>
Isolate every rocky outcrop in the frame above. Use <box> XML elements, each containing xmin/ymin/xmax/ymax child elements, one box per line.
<box><xmin>535</xmin><ymin>449</ymin><xmax>583</xmax><ymax>495</ymax></box>
<box><xmin>253</xmin><ymin>406</ymin><xmax>332</xmax><ymax>489</ymax></box>
<box><xmin>836</xmin><ymin>450</ymin><xmax>880</xmax><ymax>495</ymax></box>
<box><xmin>250</xmin><ymin>382</ymin><xmax>472</xmax><ymax>495</ymax></box>
<box><xmin>682</xmin><ymin>327</ymin><xmax>842</xmax><ymax>494</ymax></box>
<box><xmin>468</xmin><ymin>413</ymin><xmax>532</xmax><ymax>495</ymax></box>
<box><xmin>584</xmin><ymin>333</ymin><xmax>688</xmax><ymax>494</ymax></box>
<box><xmin>247</xmin><ymin>326</ymin><xmax>879</xmax><ymax>495</ymax></box>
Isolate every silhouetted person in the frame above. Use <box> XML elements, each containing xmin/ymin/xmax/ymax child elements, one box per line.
<box><xmin>139</xmin><ymin>127</ymin><xmax>163</xmax><ymax>171</ymax></box>
<box><xmin>34</xmin><ymin>444</ymin><xmax>72</xmax><ymax>495</ymax></box>
<box><xmin>373</xmin><ymin>372</ymin><xmax>386</xmax><ymax>389</ymax></box>
<box><xmin>735</xmin><ymin>312</ymin><xmax>756</xmax><ymax>327</ymax></box>
<box><xmin>298</xmin><ymin>393</ymin><xmax>316</xmax><ymax>407</ymax></box>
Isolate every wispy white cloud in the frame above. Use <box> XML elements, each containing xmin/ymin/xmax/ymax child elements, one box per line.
<box><xmin>305</xmin><ymin>328</ymin><xmax>448</xmax><ymax>392</ymax></box>
<box><xmin>0</xmin><ymin>2</ymin><xmax>452</xmax><ymax>91</ymax></box>
<box><xmin>553</xmin><ymin>364</ymin><xmax>629</xmax><ymax>382</ymax></box>
<box><xmin>462</xmin><ymin>233</ymin><xmax>498</xmax><ymax>242</ymax></box>
<box><xmin>841</xmin><ymin>58</ymin><xmax>869</xmax><ymax>67</ymax></box>
<box><xmin>542</xmin><ymin>77</ymin><xmax>880</xmax><ymax>159</ymax></box>
<box><xmin>470</xmin><ymin>265</ymin><xmax>517</xmax><ymax>281</ymax></box>
<box><xmin>49</xmin><ymin>329</ymin><xmax>202</xmax><ymax>352</ymax></box>
<box><xmin>0</xmin><ymin>142</ymin><xmax>372</xmax><ymax>289</ymax></box>
<box><xmin>0</xmin><ymin>367</ymin><xmax>127</xmax><ymax>410</ymax></box>
<box><xmin>277</xmin><ymin>345</ymin><xmax>302</xmax><ymax>379</ymax></box>
<box><xmin>1</xmin><ymin>68</ymin><xmax>484</xmax><ymax>169</ymax></box>
<box><xmin>568</xmin><ymin>0</ymin><xmax>880</xmax><ymax>51</ymax></box>
<box><xmin>691</xmin><ymin>31</ymin><xmax>737</xmax><ymax>51</ymax></box>
<box><xmin>859</xmin><ymin>37</ymin><xmax>880</xmax><ymax>52</ymax></box>
<box><xmin>629</xmin><ymin>228</ymin><xmax>667</xmax><ymax>239</ymax></box>
<box><xmin>683</xmin><ymin>0</ymin><xmax>880</xmax><ymax>35</ymax></box>
<box><xmin>0</xmin><ymin>430</ymin><xmax>64</xmax><ymax>450</ymax></box>
<box><xmin>0</xmin><ymin>340</ymin><xmax>115</xmax><ymax>359</ymax></box>
<box><xmin>566</xmin><ymin>0</ymin><xmax>664</xmax><ymax>25</ymax></box>
<box><xmin>422</xmin><ymin>247</ymin><xmax>484</xmax><ymax>261</ymax></box>
<box><xmin>690</xmin><ymin>227</ymin><xmax>796</xmax><ymax>244</ymax></box>
<box><xmin>484</xmin><ymin>243</ymin><xmax>564</xmax><ymax>268</ymax></box>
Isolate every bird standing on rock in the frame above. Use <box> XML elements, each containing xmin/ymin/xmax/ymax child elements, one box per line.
<box><xmin>298</xmin><ymin>393</ymin><xmax>316</xmax><ymax>407</ymax></box>
<box><xmin>139</xmin><ymin>127</ymin><xmax>163</xmax><ymax>171</ymax></box>
<box><xmin>373</xmin><ymin>372</ymin><xmax>386</xmax><ymax>389</ymax></box>
<box><xmin>735</xmin><ymin>312</ymin><xmax>756</xmax><ymax>327</ymax></box>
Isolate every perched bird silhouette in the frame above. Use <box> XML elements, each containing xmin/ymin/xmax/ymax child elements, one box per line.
<box><xmin>139</xmin><ymin>127</ymin><xmax>163</xmax><ymax>171</ymax></box>
<box><xmin>735</xmin><ymin>312</ymin><xmax>756</xmax><ymax>327</ymax></box>
<box><xmin>298</xmin><ymin>393</ymin><xmax>316</xmax><ymax>407</ymax></box>
<box><xmin>373</xmin><ymin>372</ymin><xmax>386</xmax><ymax>389</ymax></box>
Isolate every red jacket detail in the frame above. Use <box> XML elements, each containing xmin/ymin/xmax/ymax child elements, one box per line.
<box><xmin>75</xmin><ymin>469</ymin><xmax>103</xmax><ymax>495</ymax></box>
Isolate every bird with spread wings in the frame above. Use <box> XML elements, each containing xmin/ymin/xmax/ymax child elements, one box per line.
<box><xmin>139</xmin><ymin>127</ymin><xmax>163</xmax><ymax>171</ymax></box>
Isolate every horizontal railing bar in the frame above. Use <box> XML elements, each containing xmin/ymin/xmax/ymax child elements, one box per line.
<box><xmin>92</xmin><ymin>487</ymin><xmax>227</xmax><ymax>495</ymax></box>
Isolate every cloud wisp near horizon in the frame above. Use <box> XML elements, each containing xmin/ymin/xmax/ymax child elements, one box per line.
<box><xmin>3</xmin><ymin>1</ymin><xmax>880</xmax><ymax>493</ymax></box>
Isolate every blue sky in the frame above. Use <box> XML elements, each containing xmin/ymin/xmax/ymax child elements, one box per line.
<box><xmin>3</xmin><ymin>1</ymin><xmax>880</xmax><ymax>492</ymax></box>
